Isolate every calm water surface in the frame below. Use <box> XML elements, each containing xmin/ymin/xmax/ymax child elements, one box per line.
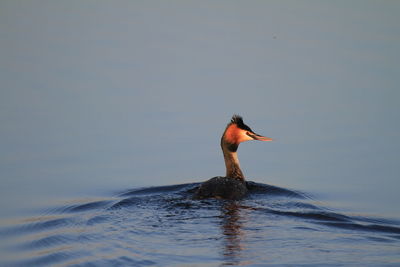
<box><xmin>1</xmin><ymin>181</ymin><xmax>399</xmax><ymax>266</ymax></box>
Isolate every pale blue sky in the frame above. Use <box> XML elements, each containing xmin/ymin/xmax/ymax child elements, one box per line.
<box><xmin>1</xmin><ymin>1</ymin><xmax>399</xmax><ymax>217</ymax></box>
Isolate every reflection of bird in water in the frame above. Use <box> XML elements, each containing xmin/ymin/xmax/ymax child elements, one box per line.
<box><xmin>221</xmin><ymin>202</ymin><xmax>245</xmax><ymax>266</ymax></box>
<box><xmin>195</xmin><ymin>115</ymin><xmax>272</xmax><ymax>200</ymax></box>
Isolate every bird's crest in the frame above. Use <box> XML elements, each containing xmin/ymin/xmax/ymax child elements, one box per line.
<box><xmin>230</xmin><ymin>115</ymin><xmax>252</xmax><ymax>132</ymax></box>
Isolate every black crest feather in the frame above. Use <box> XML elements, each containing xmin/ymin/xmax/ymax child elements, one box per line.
<box><xmin>230</xmin><ymin>114</ymin><xmax>253</xmax><ymax>132</ymax></box>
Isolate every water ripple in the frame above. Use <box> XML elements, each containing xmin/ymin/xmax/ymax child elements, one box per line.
<box><xmin>1</xmin><ymin>181</ymin><xmax>399</xmax><ymax>266</ymax></box>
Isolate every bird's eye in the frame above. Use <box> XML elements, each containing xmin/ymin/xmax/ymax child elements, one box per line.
<box><xmin>245</xmin><ymin>131</ymin><xmax>255</xmax><ymax>139</ymax></box>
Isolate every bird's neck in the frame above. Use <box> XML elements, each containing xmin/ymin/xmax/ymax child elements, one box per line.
<box><xmin>221</xmin><ymin>140</ymin><xmax>245</xmax><ymax>180</ymax></box>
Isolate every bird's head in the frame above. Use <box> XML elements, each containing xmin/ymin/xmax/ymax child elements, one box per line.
<box><xmin>222</xmin><ymin>115</ymin><xmax>272</xmax><ymax>148</ymax></box>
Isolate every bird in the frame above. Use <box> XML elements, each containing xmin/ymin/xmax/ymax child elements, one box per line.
<box><xmin>195</xmin><ymin>115</ymin><xmax>272</xmax><ymax>200</ymax></box>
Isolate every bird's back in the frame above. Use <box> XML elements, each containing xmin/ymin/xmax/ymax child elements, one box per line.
<box><xmin>194</xmin><ymin>176</ymin><xmax>248</xmax><ymax>200</ymax></box>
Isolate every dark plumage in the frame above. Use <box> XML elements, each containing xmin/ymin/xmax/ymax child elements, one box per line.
<box><xmin>195</xmin><ymin>177</ymin><xmax>247</xmax><ymax>200</ymax></box>
<box><xmin>230</xmin><ymin>115</ymin><xmax>253</xmax><ymax>132</ymax></box>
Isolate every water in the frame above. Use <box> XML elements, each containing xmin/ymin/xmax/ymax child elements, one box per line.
<box><xmin>1</xmin><ymin>181</ymin><xmax>399</xmax><ymax>266</ymax></box>
<box><xmin>1</xmin><ymin>1</ymin><xmax>400</xmax><ymax>266</ymax></box>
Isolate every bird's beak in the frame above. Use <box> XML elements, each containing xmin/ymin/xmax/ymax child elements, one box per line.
<box><xmin>246</xmin><ymin>132</ymin><xmax>273</xmax><ymax>141</ymax></box>
<box><xmin>253</xmin><ymin>134</ymin><xmax>273</xmax><ymax>141</ymax></box>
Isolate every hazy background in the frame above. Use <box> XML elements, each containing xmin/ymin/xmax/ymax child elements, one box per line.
<box><xmin>1</xmin><ymin>1</ymin><xmax>399</xmax><ymax>218</ymax></box>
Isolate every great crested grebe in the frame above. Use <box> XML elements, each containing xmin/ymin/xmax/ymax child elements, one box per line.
<box><xmin>195</xmin><ymin>115</ymin><xmax>272</xmax><ymax>200</ymax></box>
